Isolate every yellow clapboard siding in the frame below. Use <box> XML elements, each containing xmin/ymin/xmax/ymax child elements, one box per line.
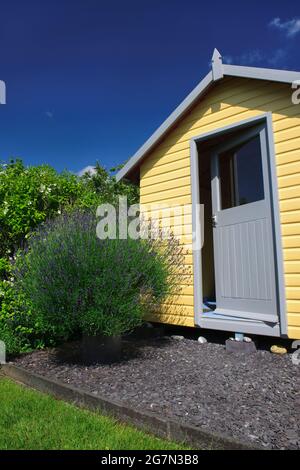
<box><xmin>163</xmin><ymin>295</ymin><xmax>194</xmax><ymax>307</ymax></box>
<box><xmin>277</xmin><ymin>149</ymin><xmax>300</xmax><ymax>167</ymax></box>
<box><xmin>286</xmin><ymin>287</ymin><xmax>300</xmax><ymax>299</ymax></box>
<box><xmin>141</xmin><ymin>204</ymin><xmax>193</xmax><ymax>219</ymax></box>
<box><xmin>286</xmin><ymin>300</ymin><xmax>300</xmax><ymax>313</ymax></box>
<box><xmin>147</xmin><ymin>213</ymin><xmax>193</xmax><ymax>228</ymax></box>
<box><xmin>160</xmin><ymin>83</ymin><xmax>278</xmax><ymax>149</ymax></box>
<box><xmin>284</xmin><ymin>260</ymin><xmax>300</xmax><ymax>273</ymax></box>
<box><xmin>284</xmin><ymin>248</ymin><xmax>300</xmax><ymax>261</ymax></box>
<box><xmin>280</xmin><ymin>210</ymin><xmax>300</xmax><ymax>224</ymax></box>
<box><xmin>287</xmin><ymin>326</ymin><xmax>300</xmax><ymax>339</ymax></box>
<box><xmin>141</xmin><ymin>176</ymin><xmax>191</xmax><ymax>196</ymax></box>
<box><xmin>158</xmin><ymin>303</ymin><xmax>194</xmax><ymax>316</ymax></box>
<box><xmin>282</xmin><ymin>223</ymin><xmax>300</xmax><ymax>236</ymax></box>
<box><xmin>141</xmin><ymin>166</ymin><xmax>191</xmax><ymax>187</ymax></box>
<box><xmin>141</xmin><ymin>157</ymin><xmax>190</xmax><ymax>179</ymax></box>
<box><xmin>273</xmin><ymin>117</ymin><xmax>300</xmax><ymax>133</ymax></box>
<box><xmin>147</xmin><ymin>312</ymin><xmax>195</xmax><ymax>327</ymax></box>
<box><xmin>277</xmin><ymin>160</ymin><xmax>300</xmax><ymax>178</ymax></box>
<box><xmin>280</xmin><ymin>198</ymin><xmax>300</xmax><ymax>213</ymax></box>
<box><xmin>288</xmin><ymin>314</ymin><xmax>300</xmax><ymax>326</ymax></box>
<box><xmin>285</xmin><ymin>273</ymin><xmax>300</xmax><ymax>286</ymax></box>
<box><xmin>141</xmin><ymin>194</ymin><xmax>192</xmax><ymax>206</ymax></box>
<box><xmin>142</xmin><ymin>151</ymin><xmax>190</xmax><ymax>174</ymax></box>
<box><xmin>139</xmin><ymin>76</ymin><xmax>300</xmax><ymax>333</ymax></box>
<box><xmin>141</xmin><ymin>192</ymin><xmax>191</xmax><ymax>206</ymax></box>
<box><xmin>278</xmin><ymin>173</ymin><xmax>300</xmax><ymax>189</ymax></box>
<box><xmin>282</xmin><ymin>235</ymin><xmax>300</xmax><ymax>249</ymax></box>
<box><xmin>274</xmin><ymin>126</ymin><xmax>300</xmax><ymax>143</ymax></box>
<box><xmin>275</xmin><ymin>137</ymin><xmax>300</xmax><ymax>156</ymax></box>
<box><xmin>279</xmin><ymin>186</ymin><xmax>300</xmax><ymax>200</ymax></box>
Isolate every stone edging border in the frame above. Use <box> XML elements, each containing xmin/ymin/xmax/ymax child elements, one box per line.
<box><xmin>1</xmin><ymin>363</ymin><xmax>262</xmax><ymax>450</ymax></box>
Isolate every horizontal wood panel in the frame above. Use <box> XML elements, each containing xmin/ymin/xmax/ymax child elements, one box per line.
<box><xmin>284</xmin><ymin>260</ymin><xmax>300</xmax><ymax>273</ymax></box>
<box><xmin>141</xmin><ymin>177</ymin><xmax>191</xmax><ymax>196</ymax></box>
<box><xmin>275</xmin><ymin>137</ymin><xmax>300</xmax><ymax>156</ymax></box>
<box><xmin>287</xmin><ymin>326</ymin><xmax>300</xmax><ymax>339</ymax></box>
<box><xmin>279</xmin><ymin>186</ymin><xmax>300</xmax><ymax>200</ymax></box>
<box><xmin>285</xmin><ymin>273</ymin><xmax>300</xmax><ymax>286</ymax></box>
<box><xmin>284</xmin><ymin>248</ymin><xmax>300</xmax><ymax>261</ymax></box>
<box><xmin>280</xmin><ymin>198</ymin><xmax>300</xmax><ymax>213</ymax></box>
<box><xmin>277</xmin><ymin>149</ymin><xmax>300</xmax><ymax>167</ymax></box>
<box><xmin>286</xmin><ymin>287</ymin><xmax>300</xmax><ymax>299</ymax></box>
<box><xmin>274</xmin><ymin>125</ymin><xmax>300</xmax><ymax>143</ymax></box>
<box><xmin>286</xmin><ymin>300</ymin><xmax>300</xmax><ymax>313</ymax></box>
<box><xmin>141</xmin><ymin>192</ymin><xmax>191</xmax><ymax>206</ymax></box>
<box><xmin>282</xmin><ymin>223</ymin><xmax>300</xmax><ymax>236</ymax></box>
<box><xmin>280</xmin><ymin>210</ymin><xmax>300</xmax><ymax>224</ymax></box>
<box><xmin>277</xmin><ymin>160</ymin><xmax>300</xmax><ymax>178</ymax></box>
<box><xmin>139</xmin><ymin>76</ymin><xmax>300</xmax><ymax>330</ymax></box>
<box><xmin>141</xmin><ymin>166</ymin><xmax>191</xmax><ymax>187</ymax></box>
<box><xmin>282</xmin><ymin>235</ymin><xmax>300</xmax><ymax>248</ymax></box>
<box><xmin>141</xmin><ymin>156</ymin><xmax>190</xmax><ymax>179</ymax></box>
<box><xmin>273</xmin><ymin>117</ymin><xmax>300</xmax><ymax>133</ymax></box>
<box><xmin>287</xmin><ymin>314</ymin><xmax>300</xmax><ymax>326</ymax></box>
<box><xmin>147</xmin><ymin>312</ymin><xmax>195</xmax><ymax>327</ymax></box>
<box><xmin>278</xmin><ymin>173</ymin><xmax>300</xmax><ymax>189</ymax></box>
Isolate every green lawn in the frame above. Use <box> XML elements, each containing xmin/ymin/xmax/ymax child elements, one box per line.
<box><xmin>0</xmin><ymin>378</ymin><xmax>187</xmax><ymax>450</ymax></box>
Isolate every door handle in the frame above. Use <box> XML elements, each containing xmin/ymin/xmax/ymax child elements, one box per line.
<box><xmin>212</xmin><ymin>214</ymin><xmax>217</xmax><ymax>227</ymax></box>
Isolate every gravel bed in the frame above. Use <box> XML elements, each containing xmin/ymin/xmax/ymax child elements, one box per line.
<box><xmin>13</xmin><ymin>336</ymin><xmax>300</xmax><ymax>449</ymax></box>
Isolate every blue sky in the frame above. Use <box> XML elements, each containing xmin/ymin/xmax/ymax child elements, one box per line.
<box><xmin>0</xmin><ymin>0</ymin><xmax>299</xmax><ymax>174</ymax></box>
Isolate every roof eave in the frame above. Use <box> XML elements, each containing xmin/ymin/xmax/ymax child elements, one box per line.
<box><xmin>224</xmin><ymin>63</ymin><xmax>300</xmax><ymax>84</ymax></box>
<box><xmin>117</xmin><ymin>50</ymin><xmax>300</xmax><ymax>182</ymax></box>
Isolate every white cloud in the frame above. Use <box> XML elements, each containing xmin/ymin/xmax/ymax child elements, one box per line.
<box><xmin>222</xmin><ymin>47</ymin><xmax>289</xmax><ymax>69</ymax></box>
<box><xmin>269</xmin><ymin>17</ymin><xmax>300</xmax><ymax>37</ymax></box>
<box><xmin>77</xmin><ymin>165</ymin><xmax>97</xmax><ymax>177</ymax></box>
<box><xmin>222</xmin><ymin>55</ymin><xmax>233</xmax><ymax>64</ymax></box>
<box><xmin>45</xmin><ymin>111</ymin><xmax>54</xmax><ymax>118</ymax></box>
<box><xmin>268</xmin><ymin>48</ymin><xmax>288</xmax><ymax>67</ymax></box>
<box><xmin>240</xmin><ymin>50</ymin><xmax>264</xmax><ymax>65</ymax></box>
<box><xmin>222</xmin><ymin>50</ymin><xmax>264</xmax><ymax>66</ymax></box>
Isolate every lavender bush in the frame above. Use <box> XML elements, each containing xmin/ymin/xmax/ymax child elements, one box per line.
<box><xmin>13</xmin><ymin>210</ymin><xmax>187</xmax><ymax>343</ymax></box>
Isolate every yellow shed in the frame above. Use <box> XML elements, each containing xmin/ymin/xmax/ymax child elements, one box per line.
<box><xmin>117</xmin><ymin>49</ymin><xmax>300</xmax><ymax>340</ymax></box>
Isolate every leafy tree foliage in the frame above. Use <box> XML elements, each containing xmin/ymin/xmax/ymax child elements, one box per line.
<box><xmin>0</xmin><ymin>159</ymin><xmax>138</xmax><ymax>260</ymax></box>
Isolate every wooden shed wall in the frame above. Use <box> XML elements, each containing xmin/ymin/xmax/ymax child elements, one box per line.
<box><xmin>139</xmin><ymin>77</ymin><xmax>300</xmax><ymax>339</ymax></box>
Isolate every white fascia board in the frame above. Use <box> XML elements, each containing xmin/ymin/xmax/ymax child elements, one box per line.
<box><xmin>224</xmin><ymin>64</ymin><xmax>300</xmax><ymax>84</ymax></box>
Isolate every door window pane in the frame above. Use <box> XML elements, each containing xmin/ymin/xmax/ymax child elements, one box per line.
<box><xmin>219</xmin><ymin>135</ymin><xmax>264</xmax><ymax>209</ymax></box>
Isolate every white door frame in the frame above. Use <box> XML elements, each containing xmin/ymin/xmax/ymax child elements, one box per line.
<box><xmin>190</xmin><ymin>112</ymin><xmax>287</xmax><ymax>337</ymax></box>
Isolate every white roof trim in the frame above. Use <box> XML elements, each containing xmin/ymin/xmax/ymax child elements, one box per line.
<box><xmin>223</xmin><ymin>63</ymin><xmax>300</xmax><ymax>83</ymax></box>
<box><xmin>116</xmin><ymin>49</ymin><xmax>300</xmax><ymax>181</ymax></box>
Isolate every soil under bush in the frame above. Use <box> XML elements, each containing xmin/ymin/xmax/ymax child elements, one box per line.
<box><xmin>13</xmin><ymin>335</ymin><xmax>300</xmax><ymax>450</ymax></box>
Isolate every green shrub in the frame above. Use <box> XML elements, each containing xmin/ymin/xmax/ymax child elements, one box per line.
<box><xmin>13</xmin><ymin>210</ymin><xmax>185</xmax><ymax>340</ymax></box>
<box><xmin>0</xmin><ymin>159</ymin><xmax>138</xmax><ymax>268</ymax></box>
<box><xmin>0</xmin><ymin>277</ymin><xmax>34</xmax><ymax>354</ymax></box>
<box><xmin>0</xmin><ymin>159</ymin><xmax>139</xmax><ymax>354</ymax></box>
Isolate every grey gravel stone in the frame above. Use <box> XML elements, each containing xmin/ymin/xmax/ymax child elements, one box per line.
<box><xmin>13</xmin><ymin>336</ymin><xmax>300</xmax><ymax>450</ymax></box>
